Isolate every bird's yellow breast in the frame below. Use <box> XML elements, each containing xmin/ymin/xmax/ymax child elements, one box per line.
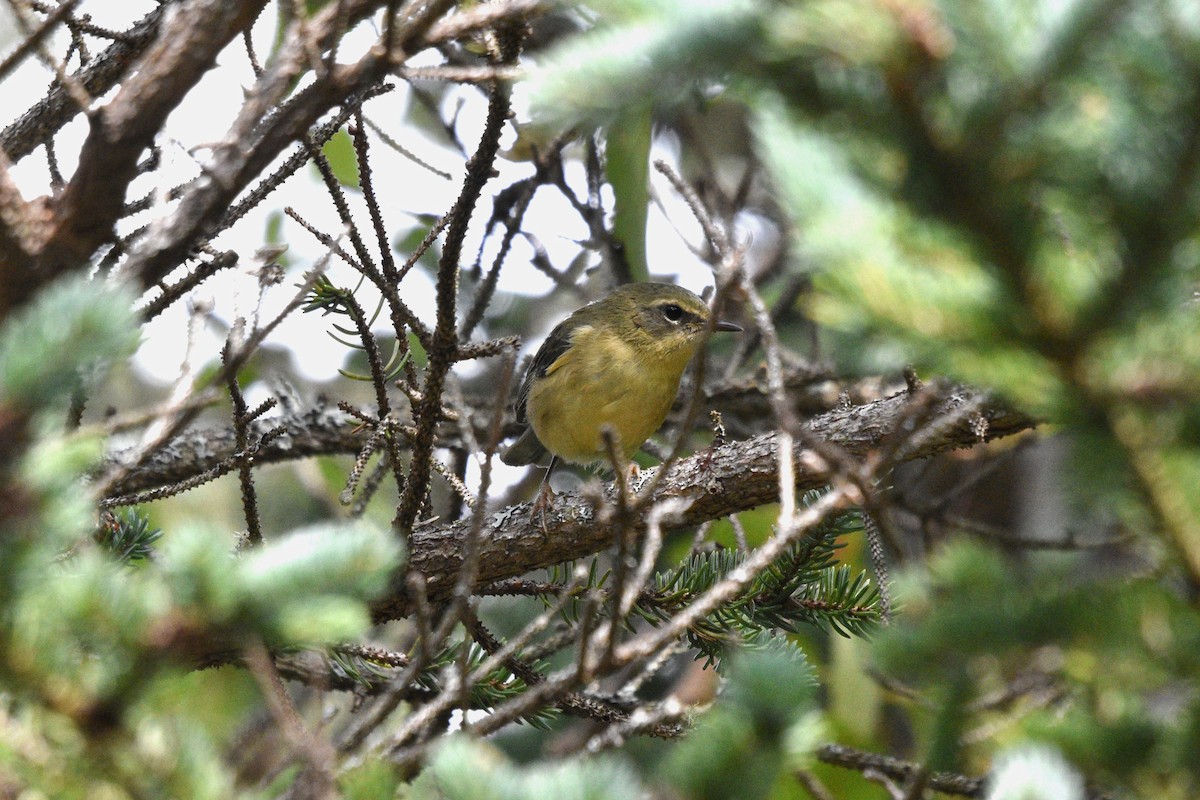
<box><xmin>525</xmin><ymin>324</ymin><xmax>694</xmax><ymax>464</ymax></box>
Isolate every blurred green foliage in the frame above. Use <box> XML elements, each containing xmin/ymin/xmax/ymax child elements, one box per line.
<box><xmin>320</xmin><ymin>128</ymin><xmax>362</xmax><ymax>190</ymax></box>
<box><xmin>0</xmin><ymin>283</ymin><xmax>403</xmax><ymax>796</ymax></box>
<box><xmin>605</xmin><ymin>107</ymin><xmax>653</xmax><ymax>281</ymax></box>
<box><xmin>521</xmin><ymin>0</ymin><xmax>1200</xmax><ymax>797</ymax></box>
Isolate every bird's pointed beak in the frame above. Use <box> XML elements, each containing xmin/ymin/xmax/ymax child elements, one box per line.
<box><xmin>715</xmin><ymin>319</ymin><xmax>742</xmax><ymax>332</ymax></box>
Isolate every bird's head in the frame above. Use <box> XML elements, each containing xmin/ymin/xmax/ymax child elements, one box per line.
<box><xmin>604</xmin><ymin>282</ymin><xmax>741</xmax><ymax>368</ymax></box>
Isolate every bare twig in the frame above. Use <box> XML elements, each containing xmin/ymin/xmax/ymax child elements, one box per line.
<box><xmin>393</xmin><ymin>21</ymin><xmax>522</xmax><ymax>533</ymax></box>
<box><xmin>816</xmin><ymin>744</ymin><xmax>981</xmax><ymax>798</ymax></box>
<box><xmin>0</xmin><ymin>0</ymin><xmax>81</xmax><ymax>85</ymax></box>
<box><xmin>1</xmin><ymin>2</ymin><xmax>169</xmax><ymax>162</ymax></box>
<box><xmin>244</xmin><ymin>642</ymin><xmax>338</xmax><ymax>800</ymax></box>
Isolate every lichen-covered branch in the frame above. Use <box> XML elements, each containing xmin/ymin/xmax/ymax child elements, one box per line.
<box><xmin>373</xmin><ymin>383</ymin><xmax>1034</xmax><ymax>621</ymax></box>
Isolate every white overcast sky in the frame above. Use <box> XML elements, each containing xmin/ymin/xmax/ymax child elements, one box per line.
<box><xmin>1</xmin><ymin>2</ymin><xmax>733</xmax><ymax>393</ymax></box>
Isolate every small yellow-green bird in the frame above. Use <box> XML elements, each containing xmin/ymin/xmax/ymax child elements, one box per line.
<box><xmin>501</xmin><ymin>282</ymin><xmax>741</xmax><ymax>505</ymax></box>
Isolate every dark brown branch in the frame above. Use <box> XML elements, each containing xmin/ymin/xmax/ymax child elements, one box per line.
<box><xmin>815</xmin><ymin>743</ymin><xmax>1114</xmax><ymax>800</ymax></box>
<box><xmin>223</xmin><ymin>340</ymin><xmax>275</xmax><ymax>547</ymax></box>
<box><xmin>337</xmin><ymin>291</ymin><xmax>407</xmax><ymax>501</ymax></box>
<box><xmin>26</xmin><ymin>0</ymin><xmax>134</xmax><ymax>42</ymax></box>
<box><xmin>124</xmin><ymin>0</ymin><xmax>460</xmax><ymax>291</ymax></box>
<box><xmin>213</xmin><ymin>84</ymin><xmax>393</xmax><ymax>247</ymax></box>
<box><xmin>0</xmin><ymin>1</ymin><xmax>170</xmax><ymax>162</ymax></box>
<box><xmin>0</xmin><ymin>0</ymin><xmax>82</xmax><ymax>85</ymax></box>
<box><xmin>29</xmin><ymin>0</ymin><xmax>269</xmax><ymax>297</ymax></box>
<box><xmin>816</xmin><ymin>744</ymin><xmax>982</xmax><ymax>797</ymax></box>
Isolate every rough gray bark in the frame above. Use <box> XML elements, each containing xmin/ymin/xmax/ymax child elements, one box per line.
<box><xmin>374</xmin><ymin>383</ymin><xmax>1034</xmax><ymax>621</ymax></box>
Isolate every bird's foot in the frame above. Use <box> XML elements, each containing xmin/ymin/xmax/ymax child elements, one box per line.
<box><xmin>622</xmin><ymin>461</ymin><xmax>641</xmax><ymax>491</ymax></box>
<box><xmin>530</xmin><ymin>480</ymin><xmax>556</xmax><ymax>534</ymax></box>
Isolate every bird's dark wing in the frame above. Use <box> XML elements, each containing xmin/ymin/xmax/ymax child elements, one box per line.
<box><xmin>500</xmin><ymin>425</ymin><xmax>547</xmax><ymax>466</ymax></box>
<box><xmin>513</xmin><ymin>319</ymin><xmax>574</xmax><ymax>423</ymax></box>
<box><xmin>500</xmin><ymin>320</ymin><xmax>576</xmax><ymax>467</ymax></box>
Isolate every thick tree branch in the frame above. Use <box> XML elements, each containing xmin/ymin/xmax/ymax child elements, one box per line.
<box><xmin>97</xmin><ymin>372</ymin><xmax>901</xmax><ymax>499</ymax></box>
<box><xmin>372</xmin><ymin>384</ymin><xmax>1034</xmax><ymax>621</ymax></box>
<box><xmin>0</xmin><ymin>149</ymin><xmax>40</xmax><ymax>267</ymax></box>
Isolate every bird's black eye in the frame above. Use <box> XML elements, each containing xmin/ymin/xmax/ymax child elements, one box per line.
<box><xmin>661</xmin><ymin>304</ymin><xmax>684</xmax><ymax>322</ymax></box>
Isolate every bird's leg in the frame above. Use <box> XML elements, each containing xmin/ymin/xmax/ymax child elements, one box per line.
<box><xmin>530</xmin><ymin>456</ymin><xmax>559</xmax><ymax>532</ymax></box>
<box><xmin>614</xmin><ymin>460</ymin><xmax>641</xmax><ymax>494</ymax></box>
